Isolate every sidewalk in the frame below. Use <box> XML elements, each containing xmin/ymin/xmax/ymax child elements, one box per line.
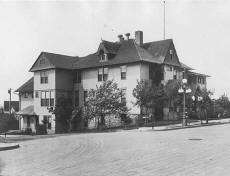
<box><xmin>137</xmin><ymin>118</ymin><xmax>230</xmax><ymax>132</ymax></box>
<box><xmin>0</xmin><ymin>141</ymin><xmax>19</xmax><ymax>151</ymax></box>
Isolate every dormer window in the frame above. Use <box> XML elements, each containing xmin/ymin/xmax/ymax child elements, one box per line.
<box><xmin>99</xmin><ymin>50</ymin><xmax>108</xmax><ymax>62</ymax></box>
<box><xmin>100</xmin><ymin>53</ymin><xmax>108</xmax><ymax>62</ymax></box>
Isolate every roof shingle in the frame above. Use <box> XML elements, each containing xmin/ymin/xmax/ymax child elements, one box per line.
<box><xmin>15</xmin><ymin>77</ymin><xmax>33</xmax><ymax>92</ymax></box>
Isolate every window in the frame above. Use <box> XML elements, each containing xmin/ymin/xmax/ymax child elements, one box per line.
<box><xmin>103</xmin><ymin>67</ymin><xmax>108</xmax><ymax>81</ymax></box>
<box><xmin>167</xmin><ymin>66</ymin><xmax>173</xmax><ymax>72</ymax></box>
<box><xmin>24</xmin><ymin>93</ymin><xmax>28</xmax><ymax>98</ymax></box>
<box><xmin>121</xmin><ymin>65</ymin><xmax>127</xmax><ymax>80</ymax></box>
<box><xmin>40</xmin><ymin>58</ymin><xmax>45</xmax><ymax>65</ymax></box>
<box><xmin>173</xmin><ymin>69</ymin><xmax>177</xmax><ymax>80</ymax></box>
<box><xmin>170</xmin><ymin>49</ymin><xmax>173</xmax><ymax>60</ymax></box>
<box><xmin>98</xmin><ymin>68</ymin><xmax>103</xmax><ymax>82</ymax></box>
<box><xmin>182</xmin><ymin>71</ymin><xmax>185</xmax><ymax>79</ymax></box>
<box><xmin>50</xmin><ymin>91</ymin><xmax>54</xmax><ymax>107</ymax></box>
<box><xmin>75</xmin><ymin>90</ymin><xmax>79</xmax><ymax>107</ymax></box>
<box><xmin>40</xmin><ymin>71</ymin><xmax>48</xmax><ymax>84</ymax></box>
<box><xmin>84</xmin><ymin>91</ymin><xmax>88</xmax><ymax>103</ymax></box>
<box><xmin>35</xmin><ymin>91</ymin><xmax>39</xmax><ymax>98</ymax></box>
<box><xmin>202</xmin><ymin>78</ymin><xmax>205</xmax><ymax>84</ymax></box>
<box><xmin>121</xmin><ymin>88</ymin><xmax>126</xmax><ymax>105</ymax></box>
<box><xmin>41</xmin><ymin>91</ymin><xmax>49</xmax><ymax>107</ymax></box>
<box><xmin>98</xmin><ymin>68</ymin><xmax>109</xmax><ymax>82</ymax></box>
<box><xmin>100</xmin><ymin>53</ymin><xmax>108</xmax><ymax>62</ymax></box>
<box><xmin>73</xmin><ymin>70</ymin><xmax>81</xmax><ymax>83</ymax></box>
<box><xmin>27</xmin><ymin>117</ymin><xmax>30</xmax><ymax>127</ymax></box>
<box><xmin>43</xmin><ymin>116</ymin><xmax>52</xmax><ymax>129</ymax></box>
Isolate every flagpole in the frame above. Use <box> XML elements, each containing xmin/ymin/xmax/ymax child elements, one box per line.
<box><xmin>163</xmin><ymin>1</ymin><xmax>166</xmax><ymax>40</ymax></box>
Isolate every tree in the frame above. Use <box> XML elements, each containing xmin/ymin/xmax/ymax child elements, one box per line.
<box><xmin>83</xmin><ymin>80</ymin><xmax>129</xmax><ymax>131</ymax></box>
<box><xmin>53</xmin><ymin>97</ymin><xmax>73</xmax><ymax>133</ymax></box>
<box><xmin>216</xmin><ymin>94</ymin><xmax>230</xmax><ymax>118</ymax></box>
<box><xmin>164</xmin><ymin>79</ymin><xmax>181</xmax><ymax>120</ymax></box>
<box><xmin>197</xmin><ymin>88</ymin><xmax>213</xmax><ymax>123</ymax></box>
<box><xmin>132</xmin><ymin>80</ymin><xmax>165</xmax><ymax>127</ymax></box>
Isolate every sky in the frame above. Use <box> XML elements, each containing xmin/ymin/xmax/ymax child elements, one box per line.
<box><xmin>0</xmin><ymin>0</ymin><xmax>230</xmax><ymax>106</ymax></box>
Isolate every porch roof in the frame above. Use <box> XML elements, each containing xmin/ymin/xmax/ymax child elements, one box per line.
<box><xmin>17</xmin><ymin>105</ymin><xmax>37</xmax><ymax>116</ymax></box>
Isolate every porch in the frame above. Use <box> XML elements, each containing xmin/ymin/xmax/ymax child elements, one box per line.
<box><xmin>17</xmin><ymin>105</ymin><xmax>38</xmax><ymax>133</ymax></box>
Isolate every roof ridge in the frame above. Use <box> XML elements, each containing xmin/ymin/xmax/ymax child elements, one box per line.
<box><xmin>143</xmin><ymin>38</ymin><xmax>173</xmax><ymax>45</ymax></box>
<box><xmin>41</xmin><ymin>51</ymin><xmax>75</xmax><ymax>58</ymax></box>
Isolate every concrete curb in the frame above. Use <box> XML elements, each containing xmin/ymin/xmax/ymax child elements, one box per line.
<box><xmin>0</xmin><ymin>143</ymin><xmax>20</xmax><ymax>151</ymax></box>
<box><xmin>137</xmin><ymin>120</ymin><xmax>230</xmax><ymax>132</ymax></box>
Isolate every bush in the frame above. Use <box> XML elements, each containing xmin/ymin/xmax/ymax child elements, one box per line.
<box><xmin>24</xmin><ymin>127</ymin><xmax>32</xmax><ymax>135</ymax></box>
<box><xmin>36</xmin><ymin>124</ymin><xmax>47</xmax><ymax>135</ymax></box>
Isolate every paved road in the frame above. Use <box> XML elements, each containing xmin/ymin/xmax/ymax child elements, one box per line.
<box><xmin>1</xmin><ymin>124</ymin><xmax>230</xmax><ymax>176</ymax></box>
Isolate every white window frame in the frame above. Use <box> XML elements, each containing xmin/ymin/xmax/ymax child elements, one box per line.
<box><xmin>121</xmin><ymin>65</ymin><xmax>127</xmax><ymax>80</ymax></box>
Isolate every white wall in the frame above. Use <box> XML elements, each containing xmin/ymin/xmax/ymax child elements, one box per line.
<box><xmin>162</xmin><ymin>65</ymin><xmax>174</xmax><ymax>84</ymax></box>
<box><xmin>140</xmin><ymin>62</ymin><xmax>149</xmax><ymax>80</ymax></box>
<box><xmin>20</xmin><ymin>93</ymin><xmax>33</xmax><ymax>110</ymax></box>
<box><xmin>81</xmin><ymin>63</ymin><xmax>142</xmax><ymax>114</ymax></box>
<box><xmin>33</xmin><ymin>69</ymin><xmax>56</xmax><ymax>133</ymax></box>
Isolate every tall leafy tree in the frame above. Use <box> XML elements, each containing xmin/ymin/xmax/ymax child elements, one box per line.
<box><xmin>53</xmin><ymin>97</ymin><xmax>73</xmax><ymax>133</ymax></box>
<box><xmin>164</xmin><ymin>79</ymin><xmax>181</xmax><ymax>119</ymax></box>
<box><xmin>215</xmin><ymin>94</ymin><xmax>230</xmax><ymax>118</ymax></box>
<box><xmin>195</xmin><ymin>88</ymin><xmax>213</xmax><ymax>123</ymax></box>
<box><xmin>132</xmin><ymin>80</ymin><xmax>165</xmax><ymax>125</ymax></box>
<box><xmin>83</xmin><ymin>80</ymin><xmax>129</xmax><ymax>131</ymax></box>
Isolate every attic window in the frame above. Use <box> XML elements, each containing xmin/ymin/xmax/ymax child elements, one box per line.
<box><xmin>100</xmin><ymin>53</ymin><xmax>108</xmax><ymax>62</ymax></box>
<box><xmin>167</xmin><ymin>66</ymin><xmax>173</xmax><ymax>72</ymax></box>
<box><xmin>40</xmin><ymin>58</ymin><xmax>45</xmax><ymax>65</ymax></box>
<box><xmin>170</xmin><ymin>50</ymin><xmax>173</xmax><ymax>60</ymax></box>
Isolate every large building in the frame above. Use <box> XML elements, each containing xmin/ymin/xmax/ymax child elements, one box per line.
<box><xmin>15</xmin><ymin>31</ymin><xmax>209</xmax><ymax>133</ymax></box>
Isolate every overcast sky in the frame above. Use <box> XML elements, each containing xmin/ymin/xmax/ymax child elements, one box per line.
<box><xmin>0</xmin><ymin>0</ymin><xmax>230</xmax><ymax>106</ymax></box>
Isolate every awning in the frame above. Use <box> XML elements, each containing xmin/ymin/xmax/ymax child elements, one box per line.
<box><xmin>17</xmin><ymin>105</ymin><xmax>37</xmax><ymax>116</ymax></box>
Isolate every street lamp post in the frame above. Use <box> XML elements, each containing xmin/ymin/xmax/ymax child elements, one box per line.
<box><xmin>8</xmin><ymin>88</ymin><xmax>12</xmax><ymax>117</ymax></box>
<box><xmin>178</xmin><ymin>78</ymin><xmax>191</xmax><ymax>127</ymax></box>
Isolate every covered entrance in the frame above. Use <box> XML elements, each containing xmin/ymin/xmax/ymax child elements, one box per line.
<box><xmin>17</xmin><ymin>105</ymin><xmax>38</xmax><ymax>133</ymax></box>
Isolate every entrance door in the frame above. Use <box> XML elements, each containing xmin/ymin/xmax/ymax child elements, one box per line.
<box><xmin>27</xmin><ymin>116</ymin><xmax>30</xmax><ymax>127</ymax></box>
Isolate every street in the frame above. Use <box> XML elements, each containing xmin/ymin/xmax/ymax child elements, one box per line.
<box><xmin>1</xmin><ymin>123</ymin><xmax>230</xmax><ymax>176</ymax></box>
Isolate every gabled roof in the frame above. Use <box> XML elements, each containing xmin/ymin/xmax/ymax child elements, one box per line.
<box><xmin>15</xmin><ymin>77</ymin><xmax>34</xmax><ymax>92</ymax></box>
<box><xmin>17</xmin><ymin>105</ymin><xmax>36</xmax><ymax>116</ymax></box>
<box><xmin>142</xmin><ymin>39</ymin><xmax>172</xmax><ymax>64</ymax></box>
<box><xmin>97</xmin><ymin>40</ymin><xmax>121</xmax><ymax>54</ymax></box>
<box><xmin>73</xmin><ymin>39</ymin><xmax>173</xmax><ymax>69</ymax></box>
<box><xmin>180</xmin><ymin>62</ymin><xmax>193</xmax><ymax>70</ymax></box>
<box><xmin>30</xmin><ymin>52</ymin><xmax>77</xmax><ymax>72</ymax></box>
<box><xmin>29</xmin><ymin>37</ymin><xmax>197</xmax><ymax>72</ymax></box>
<box><xmin>188</xmin><ymin>71</ymin><xmax>210</xmax><ymax>77</ymax></box>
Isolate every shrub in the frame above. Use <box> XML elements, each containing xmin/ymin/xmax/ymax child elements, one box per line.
<box><xmin>36</xmin><ymin>124</ymin><xmax>47</xmax><ymax>135</ymax></box>
<box><xmin>24</xmin><ymin>127</ymin><xmax>32</xmax><ymax>135</ymax></box>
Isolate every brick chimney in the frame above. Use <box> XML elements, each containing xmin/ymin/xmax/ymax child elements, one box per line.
<box><xmin>135</xmin><ymin>31</ymin><xmax>143</xmax><ymax>46</ymax></box>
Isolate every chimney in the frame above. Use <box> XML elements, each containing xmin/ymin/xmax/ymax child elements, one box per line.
<box><xmin>125</xmin><ymin>33</ymin><xmax>130</xmax><ymax>40</ymax></box>
<box><xmin>118</xmin><ymin>34</ymin><xmax>124</xmax><ymax>43</ymax></box>
<box><xmin>135</xmin><ymin>31</ymin><xmax>143</xmax><ymax>46</ymax></box>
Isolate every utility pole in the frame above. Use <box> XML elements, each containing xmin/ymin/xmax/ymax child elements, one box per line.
<box><xmin>8</xmin><ymin>88</ymin><xmax>12</xmax><ymax>117</ymax></box>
